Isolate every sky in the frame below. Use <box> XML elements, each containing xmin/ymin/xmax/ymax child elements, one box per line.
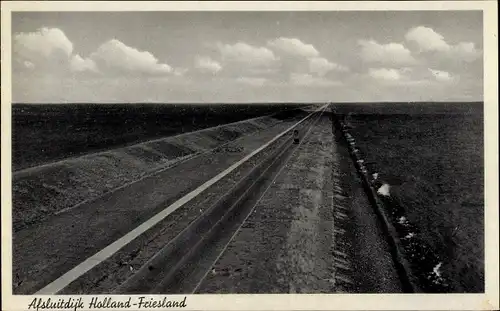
<box><xmin>11</xmin><ymin>11</ymin><xmax>483</xmax><ymax>103</ymax></box>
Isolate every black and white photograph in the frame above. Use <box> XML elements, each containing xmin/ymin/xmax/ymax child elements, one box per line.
<box><xmin>1</xmin><ymin>2</ymin><xmax>498</xmax><ymax>310</ymax></box>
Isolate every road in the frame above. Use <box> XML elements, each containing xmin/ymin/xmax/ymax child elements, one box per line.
<box><xmin>13</xmin><ymin>105</ymin><xmax>404</xmax><ymax>294</ymax></box>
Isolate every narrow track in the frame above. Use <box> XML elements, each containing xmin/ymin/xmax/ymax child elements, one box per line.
<box><xmin>113</xmin><ymin>108</ymin><xmax>325</xmax><ymax>294</ymax></box>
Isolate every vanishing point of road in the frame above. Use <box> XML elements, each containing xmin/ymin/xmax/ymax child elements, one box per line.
<box><xmin>13</xmin><ymin>104</ymin><xmax>403</xmax><ymax>295</ymax></box>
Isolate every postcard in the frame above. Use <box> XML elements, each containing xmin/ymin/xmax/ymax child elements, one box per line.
<box><xmin>1</xmin><ymin>1</ymin><xmax>498</xmax><ymax>310</ymax></box>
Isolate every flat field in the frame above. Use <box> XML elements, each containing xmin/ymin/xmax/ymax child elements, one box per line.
<box><xmin>12</xmin><ymin>103</ymin><xmax>305</xmax><ymax>171</ymax></box>
<box><xmin>335</xmin><ymin>102</ymin><xmax>484</xmax><ymax>292</ymax></box>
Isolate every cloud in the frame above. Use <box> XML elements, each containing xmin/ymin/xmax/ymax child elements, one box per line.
<box><xmin>289</xmin><ymin>73</ymin><xmax>342</xmax><ymax>87</ymax></box>
<box><xmin>12</xmin><ymin>22</ymin><xmax>480</xmax><ymax>103</ymax></box>
<box><xmin>266</xmin><ymin>38</ymin><xmax>348</xmax><ymax>80</ymax></box>
<box><xmin>309</xmin><ymin>57</ymin><xmax>349</xmax><ymax>76</ymax></box>
<box><xmin>246</xmin><ymin>67</ymin><xmax>278</xmax><ymax>76</ymax></box>
<box><xmin>451</xmin><ymin>42</ymin><xmax>482</xmax><ymax>62</ymax></box>
<box><xmin>173</xmin><ymin>68</ymin><xmax>188</xmax><ymax>76</ymax></box>
<box><xmin>212</xmin><ymin>38</ymin><xmax>348</xmax><ymax>85</ymax></box>
<box><xmin>23</xmin><ymin>61</ymin><xmax>35</xmax><ymax>69</ymax></box>
<box><xmin>428</xmin><ymin>68</ymin><xmax>454</xmax><ymax>82</ymax></box>
<box><xmin>13</xmin><ymin>28</ymin><xmax>175</xmax><ymax>77</ymax></box>
<box><xmin>368</xmin><ymin>68</ymin><xmax>403</xmax><ymax>81</ymax></box>
<box><xmin>13</xmin><ymin>27</ymin><xmax>74</xmax><ymax>70</ymax></box>
<box><xmin>14</xmin><ymin>27</ymin><xmax>73</xmax><ymax>59</ymax></box>
<box><xmin>405</xmin><ymin>26</ymin><xmax>481</xmax><ymax>62</ymax></box>
<box><xmin>365</xmin><ymin>67</ymin><xmax>439</xmax><ymax>87</ymax></box>
<box><xmin>358</xmin><ymin>39</ymin><xmax>416</xmax><ymax>65</ymax></box>
<box><xmin>70</xmin><ymin>54</ymin><xmax>98</xmax><ymax>73</ymax></box>
<box><xmin>216</xmin><ymin>42</ymin><xmax>277</xmax><ymax>66</ymax></box>
<box><xmin>405</xmin><ymin>26</ymin><xmax>450</xmax><ymax>52</ymax></box>
<box><xmin>367</xmin><ymin>67</ymin><xmax>432</xmax><ymax>86</ymax></box>
<box><xmin>236</xmin><ymin>77</ymin><xmax>267</xmax><ymax>87</ymax></box>
<box><xmin>89</xmin><ymin>39</ymin><xmax>173</xmax><ymax>76</ymax></box>
<box><xmin>268</xmin><ymin>37</ymin><xmax>319</xmax><ymax>58</ymax></box>
<box><xmin>195</xmin><ymin>56</ymin><xmax>222</xmax><ymax>74</ymax></box>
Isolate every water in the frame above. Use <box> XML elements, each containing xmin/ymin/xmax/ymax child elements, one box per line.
<box><xmin>338</xmin><ymin>102</ymin><xmax>484</xmax><ymax>292</ymax></box>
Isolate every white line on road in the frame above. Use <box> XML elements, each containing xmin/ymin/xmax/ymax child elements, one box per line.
<box><xmin>191</xmin><ymin>107</ymin><xmax>326</xmax><ymax>294</ymax></box>
<box><xmin>54</xmin><ymin>118</ymin><xmax>288</xmax><ymax>216</ymax></box>
<box><xmin>35</xmin><ymin>104</ymin><xmax>329</xmax><ymax>295</ymax></box>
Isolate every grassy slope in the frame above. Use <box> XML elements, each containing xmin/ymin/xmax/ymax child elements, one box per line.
<box><xmin>12</xmin><ymin>103</ymin><xmax>305</xmax><ymax>171</ymax></box>
<box><xmin>12</xmin><ymin>115</ymin><xmax>289</xmax><ymax>232</ymax></box>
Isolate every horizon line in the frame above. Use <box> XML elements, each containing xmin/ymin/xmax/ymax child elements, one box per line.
<box><xmin>11</xmin><ymin>101</ymin><xmax>485</xmax><ymax>105</ymax></box>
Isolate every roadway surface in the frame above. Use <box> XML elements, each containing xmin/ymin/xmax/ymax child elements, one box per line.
<box><xmin>13</xmin><ymin>106</ymin><xmax>403</xmax><ymax>294</ymax></box>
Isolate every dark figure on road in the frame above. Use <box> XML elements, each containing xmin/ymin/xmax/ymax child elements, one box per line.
<box><xmin>293</xmin><ymin>129</ymin><xmax>300</xmax><ymax>144</ymax></box>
